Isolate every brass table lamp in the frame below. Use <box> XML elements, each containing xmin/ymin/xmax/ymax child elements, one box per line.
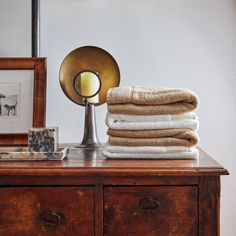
<box><xmin>59</xmin><ymin>46</ymin><xmax>120</xmax><ymax>147</ymax></box>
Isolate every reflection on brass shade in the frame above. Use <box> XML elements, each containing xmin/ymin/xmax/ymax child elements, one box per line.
<box><xmin>59</xmin><ymin>46</ymin><xmax>120</xmax><ymax>105</ymax></box>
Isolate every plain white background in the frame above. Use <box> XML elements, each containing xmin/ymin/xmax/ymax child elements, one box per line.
<box><xmin>0</xmin><ymin>0</ymin><xmax>236</xmax><ymax>235</ymax></box>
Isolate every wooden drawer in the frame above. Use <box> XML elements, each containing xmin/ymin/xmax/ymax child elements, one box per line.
<box><xmin>104</xmin><ymin>186</ymin><xmax>198</xmax><ymax>236</ymax></box>
<box><xmin>0</xmin><ymin>187</ymin><xmax>94</xmax><ymax>236</ymax></box>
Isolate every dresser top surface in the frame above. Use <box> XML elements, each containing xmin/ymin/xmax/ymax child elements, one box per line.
<box><xmin>0</xmin><ymin>145</ymin><xmax>228</xmax><ymax>176</ymax></box>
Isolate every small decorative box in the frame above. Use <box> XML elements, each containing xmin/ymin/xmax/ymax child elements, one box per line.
<box><xmin>28</xmin><ymin>127</ymin><xmax>59</xmax><ymax>152</ymax></box>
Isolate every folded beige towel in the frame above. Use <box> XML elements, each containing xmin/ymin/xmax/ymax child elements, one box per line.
<box><xmin>108</xmin><ymin>103</ymin><xmax>193</xmax><ymax>115</ymax></box>
<box><xmin>108</xmin><ymin>128</ymin><xmax>199</xmax><ymax>144</ymax></box>
<box><xmin>107</xmin><ymin>86</ymin><xmax>199</xmax><ymax>115</ymax></box>
<box><xmin>108</xmin><ymin>135</ymin><xmax>198</xmax><ymax>147</ymax></box>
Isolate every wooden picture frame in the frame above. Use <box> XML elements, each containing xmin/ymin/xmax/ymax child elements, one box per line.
<box><xmin>0</xmin><ymin>58</ymin><xmax>46</xmax><ymax>146</ymax></box>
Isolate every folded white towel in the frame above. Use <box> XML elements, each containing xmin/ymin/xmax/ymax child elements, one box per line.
<box><xmin>104</xmin><ymin>144</ymin><xmax>196</xmax><ymax>154</ymax></box>
<box><xmin>107</xmin><ymin>112</ymin><xmax>197</xmax><ymax>122</ymax></box>
<box><xmin>102</xmin><ymin>146</ymin><xmax>199</xmax><ymax>159</ymax></box>
<box><xmin>105</xmin><ymin>112</ymin><xmax>199</xmax><ymax>130</ymax></box>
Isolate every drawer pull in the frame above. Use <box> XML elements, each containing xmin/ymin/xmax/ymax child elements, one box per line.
<box><xmin>139</xmin><ymin>196</ymin><xmax>160</xmax><ymax>210</ymax></box>
<box><xmin>39</xmin><ymin>210</ymin><xmax>66</xmax><ymax>226</ymax></box>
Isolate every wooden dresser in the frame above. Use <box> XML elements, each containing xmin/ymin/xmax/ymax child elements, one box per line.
<box><xmin>0</xmin><ymin>146</ymin><xmax>228</xmax><ymax>236</ymax></box>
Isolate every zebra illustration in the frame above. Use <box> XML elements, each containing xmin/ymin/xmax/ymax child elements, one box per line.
<box><xmin>4</xmin><ymin>100</ymin><xmax>17</xmax><ymax>116</ymax></box>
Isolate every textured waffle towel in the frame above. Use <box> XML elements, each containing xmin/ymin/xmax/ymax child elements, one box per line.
<box><xmin>107</xmin><ymin>86</ymin><xmax>199</xmax><ymax>115</ymax></box>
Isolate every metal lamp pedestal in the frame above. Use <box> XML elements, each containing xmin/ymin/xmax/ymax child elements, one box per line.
<box><xmin>76</xmin><ymin>102</ymin><xmax>101</xmax><ymax>148</ymax></box>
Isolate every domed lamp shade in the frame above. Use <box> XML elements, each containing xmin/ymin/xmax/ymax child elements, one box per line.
<box><xmin>59</xmin><ymin>46</ymin><xmax>120</xmax><ymax>147</ymax></box>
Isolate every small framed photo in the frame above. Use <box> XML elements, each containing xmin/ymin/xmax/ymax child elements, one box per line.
<box><xmin>0</xmin><ymin>58</ymin><xmax>46</xmax><ymax>146</ymax></box>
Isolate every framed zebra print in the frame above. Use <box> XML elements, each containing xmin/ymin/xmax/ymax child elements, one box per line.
<box><xmin>0</xmin><ymin>57</ymin><xmax>46</xmax><ymax>146</ymax></box>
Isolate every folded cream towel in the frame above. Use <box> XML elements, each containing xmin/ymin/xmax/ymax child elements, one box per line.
<box><xmin>102</xmin><ymin>145</ymin><xmax>199</xmax><ymax>159</ymax></box>
<box><xmin>107</xmin><ymin>86</ymin><xmax>199</xmax><ymax>115</ymax></box>
<box><xmin>105</xmin><ymin>113</ymin><xmax>199</xmax><ymax>130</ymax></box>
<box><xmin>106</xmin><ymin>112</ymin><xmax>197</xmax><ymax>122</ymax></box>
<box><xmin>102</xmin><ymin>150</ymin><xmax>199</xmax><ymax>159</ymax></box>
<box><xmin>104</xmin><ymin>144</ymin><xmax>196</xmax><ymax>153</ymax></box>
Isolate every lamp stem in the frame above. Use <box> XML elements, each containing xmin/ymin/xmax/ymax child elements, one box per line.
<box><xmin>76</xmin><ymin>102</ymin><xmax>101</xmax><ymax>148</ymax></box>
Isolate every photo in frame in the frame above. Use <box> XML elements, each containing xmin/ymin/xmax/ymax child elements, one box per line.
<box><xmin>0</xmin><ymin>58</ymin><xmax>46</xmax><ymax>146</ymax></box>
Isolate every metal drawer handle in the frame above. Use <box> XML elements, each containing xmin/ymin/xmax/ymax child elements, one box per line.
<box><xmin>139</xmin><ymin>196</ymin><xmax>160</xmax><ymax>210</ymax></box>
<box><xmin>39</xmin><ymin>210</ymin><xmax>66</xmax><ymax>226</ymax></box>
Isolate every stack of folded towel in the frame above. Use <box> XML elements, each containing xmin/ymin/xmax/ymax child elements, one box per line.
<box><xmin>103</xmin><ymin>86</ymin><xmax>200</xmax><ymax>159</ymax></box>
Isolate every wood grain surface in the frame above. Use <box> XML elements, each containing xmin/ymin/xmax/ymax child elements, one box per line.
<box><xmin>0</xmin><ymin>146</ymin><xmax>228</xmax><ymax>177</ymax></box>
<box><xmin>104</xmin><ymin>186</ymin><xmax>198</xmax><ymax>236</ymax></box>
<box><xmin>0</xmin><ymin>187</ymin><xmax>94</xmax><ymax>236</ymax></box>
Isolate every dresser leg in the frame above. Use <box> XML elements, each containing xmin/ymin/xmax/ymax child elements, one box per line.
<box><xmin>199</xmin><ymin>176</ymin><xmax>221</xmax><ymax>236</ymax></box>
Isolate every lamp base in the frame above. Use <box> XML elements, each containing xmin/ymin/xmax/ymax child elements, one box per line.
<box><xmin>75</xmin><ymin>143</ymin><xmax>101</xmax><ymax>148</ymax></box>
<box><xmin>75</xmin><ymin>102</ymin><xmax>101</xmax><ymax>148</ymax></box>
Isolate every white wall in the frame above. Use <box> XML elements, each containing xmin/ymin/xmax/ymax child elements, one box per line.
<box><xmin>1</xmin><ymin>0</ymin><xmax>236</xmax><ymax>235</ymax></box>
<box><xmin>0</xmin><ymin>0</ymin><xmax>31</xmax><ymax>56</ymax></box>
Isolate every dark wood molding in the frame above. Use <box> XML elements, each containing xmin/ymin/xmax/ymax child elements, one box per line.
<box><xmin>32</xmin><ymin>0</ymin><xmax>40</xmax><ymax>57</ymax></box>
